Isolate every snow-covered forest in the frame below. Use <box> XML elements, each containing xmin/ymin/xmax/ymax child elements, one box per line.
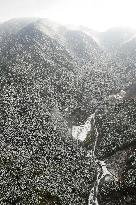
<box><xmin>0</xmin><ymin>18</ymin><xmax>136</xmax><ymax>205</ymax></box>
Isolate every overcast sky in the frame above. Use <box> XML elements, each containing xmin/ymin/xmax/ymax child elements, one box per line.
<box><xmin>0</xmin><ymin>0</ymin><xmax>136</xmax><ymax>31</ymax></box>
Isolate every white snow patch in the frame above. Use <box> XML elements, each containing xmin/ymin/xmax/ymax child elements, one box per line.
<box><xmin>99</xmin><ymin>160</ymin><xmax>111</xmax><ymax>177</ymax></box>
<box><xmin>109</xmin><ymin>90</ymin><xmax>126</xmax><ymax>100</ymax></box>
<box><xmin>72</xmin><ymin>114</ymin><xmax>94</xmax><ymax>141</ymax></box>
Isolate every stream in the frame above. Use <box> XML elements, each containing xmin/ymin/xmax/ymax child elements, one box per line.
<box><xmin>72</xmin><ymin>112</ymin><xmax>113</xmax><ymax>205</ymax></box>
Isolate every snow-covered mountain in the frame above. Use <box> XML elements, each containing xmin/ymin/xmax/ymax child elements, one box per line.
<box><xmin>0</xmin><ymin>18</ymin><xmax>136</xmax><ymax>205</ymax></box>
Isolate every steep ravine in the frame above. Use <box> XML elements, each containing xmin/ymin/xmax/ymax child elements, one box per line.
<box><xmin>72</xmin><ymin>112</ymin><xmax>117</xmax><ymax>205</ymax></box>
<box><xmin>88</xmin><ymin>113</ymin><xmax>115</xmax><ymax>205</ymax></box>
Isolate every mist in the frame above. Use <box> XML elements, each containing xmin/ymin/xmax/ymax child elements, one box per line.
<box><xmin>1</xmin><ymin>0</ymin><xmax>136</xmax><ymax>31</ymax></box>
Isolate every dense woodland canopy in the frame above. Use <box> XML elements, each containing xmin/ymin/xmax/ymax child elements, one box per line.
<box><xmin>0</xmin><ymin>18</ymin><xmax>136</xmax><ymax>204</ymax></box>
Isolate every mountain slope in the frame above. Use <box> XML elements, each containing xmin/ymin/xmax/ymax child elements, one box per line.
<box><xmin>0</xmin><ymin>18</ymin><xmax>136</xmax><ymax>205</ymax></box>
